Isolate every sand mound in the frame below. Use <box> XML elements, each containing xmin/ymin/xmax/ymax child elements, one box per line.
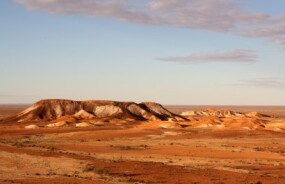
<box><xmin>89</xmin><ymin>121</ymin><xmax>106</xmax><ymax>126</ymax></box>
<box><xmin>46</xmin><ymin>121</ymin><xmax>68</xmax><ymax>128</ymax></box>
<box><xmin>159</xmin><ymin>122</ymin><xmax>181</xmax><ymax>129</ymax></box>
<box><xmin>3</xmin><ymin>99</ymin><xmax>187</xmax><ymax>123</ymax></box>
<box><xmin>139</xmin><ymin>121</ymin><xmax>182</xmax><ymax>129</ymax></box>
<box><xmin>76</xmin><ymin>122</ymin><xmax>92</xmax><ymax>128</ymax></box>
<box><xmin>55</xmin><ymin>116</ymin><xmax>77</xmax><ymax>123</ymax></box>
<box><xmin>25</xmin><ymin>124</ymin><xmax>39</xmax><ymax>129</ymax></box>
<box><xmin>245</xmin><ymin>112</ymin><xmax>268</xmax><ymax>118</ymax></box>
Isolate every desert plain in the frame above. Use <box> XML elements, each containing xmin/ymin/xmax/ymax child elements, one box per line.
<box><xmin>0</xmin><ymin>100</ymin><xmax>285</xmax><ymax>184</ymax></box>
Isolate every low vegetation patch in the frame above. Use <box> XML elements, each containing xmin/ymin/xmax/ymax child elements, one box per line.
<box><xmin>110</xmin><ymin>144</ymin><xmax>150</xmax><ymax>150</ymax></box>
<box><xmin>82</xmin><ymin>164</ymin><xmax>109</xmax><ymax>175</ymax></box>
<box><xmin>254</xmin><ymin>147</ymin><xmax>265</xmax><ymax>152</ymax></box>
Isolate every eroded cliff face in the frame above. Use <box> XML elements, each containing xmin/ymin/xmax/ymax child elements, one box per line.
<box><xmin>2</xmin><ymin>99</ymin><xmax>187</xmax><ymax>122</ymax></box>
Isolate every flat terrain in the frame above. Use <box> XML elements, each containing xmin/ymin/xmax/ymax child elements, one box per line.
<box><xmin>0</xmin><ymin>105</ymin><xmax>28</xmax><ymax>119</ymax></box>
<box><xmin>0</xmin><ymin>105</ymin><xmax>285</xmax><ymax>184</ymax></box>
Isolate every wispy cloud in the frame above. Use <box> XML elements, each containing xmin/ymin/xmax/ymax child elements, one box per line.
<box><xmin>14</xmin><ymin>0</ymin><xmax>285</xmax><ymax>46</ymax></box>
<box><xmin>157</xmin><ymin>49</ymin><xmax>257</xmax><ymax>63</ymax></box>
<box><xmin>235</xmin><ymin>78</ymin><xmax>285</xmax><ymax>89</ymax></box>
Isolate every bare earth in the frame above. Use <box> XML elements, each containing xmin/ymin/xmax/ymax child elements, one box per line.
<box><xmin>0</xmin><ymin>105</ymin><xmax>285</xmax><ymax>184</ymax></box>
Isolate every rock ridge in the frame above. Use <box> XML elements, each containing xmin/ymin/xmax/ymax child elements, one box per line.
<box><xmin>2</xmin><ymin>99</ymin><xmax>187</xmax><ymax>122</ymax></box>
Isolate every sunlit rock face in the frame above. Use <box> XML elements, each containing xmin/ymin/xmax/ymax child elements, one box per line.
<box><xmin>3</xmin><ymin>99</ymin><xmax>187</xmax><ymax>122</ymax></box>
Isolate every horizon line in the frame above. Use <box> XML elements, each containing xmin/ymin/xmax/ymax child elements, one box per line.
<box><xmin>0</xmin><ymin>103</ymin><xmax>284</xmax><ymax>107</ymax></box>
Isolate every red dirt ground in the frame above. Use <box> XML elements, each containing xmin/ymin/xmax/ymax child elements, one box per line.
<box><xmin>0</xmin><ymin>105</ymin><xmax>285</xmax><ymax>184</ymax></box>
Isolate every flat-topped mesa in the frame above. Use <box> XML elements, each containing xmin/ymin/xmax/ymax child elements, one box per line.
<box><xmin>3</xmin><ymin>99</ymin><xmax>188</xmax><ymax>122</ymax></box>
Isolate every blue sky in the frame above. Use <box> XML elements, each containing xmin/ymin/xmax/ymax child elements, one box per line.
<box><xmin>0</xmin><ymin>0</ymin><xmax>285</xmax><ymax>105</ymax></box>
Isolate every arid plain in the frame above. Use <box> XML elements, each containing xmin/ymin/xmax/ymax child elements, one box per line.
<box><xmin>0</xmin><ymin>101</ymin><xmax>285</xmax><ymax>184</ymax></box>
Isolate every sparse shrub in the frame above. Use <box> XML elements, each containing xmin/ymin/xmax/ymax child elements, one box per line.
<box><xmin>12</xmin><ymin>141</ymin><xmax>24</xmax><ymax>147</ymax></box>
<box><xmin>254</xmin><ymin>147</ymin><xmax>264</xmax><ymax>152</ymax></box>
<box><xmin>82</xmin><ymin>164</ymin><xmax>95</xmax><ymax>172</ymax></box>
<box><xmin>63</xmin><ymin>173</ymin><xmax>72</xmax><ymax>177</ymax></box>
<box><xmin>95</xmin><ymin>168</ymin><xmax>109</xmax><ymax>175</ymax></box>
<box><xmin>83</xmin><ymin>164</ymin><xmax>109</xmax><ymax>175</ymax></box>
<box><xmin>123</xmin><ymin>146</ymin><xmax>132</xmax><ymax>150</ymax></box>
<box><xmin>46</xmin><ymin>172</ymin><xmax>56</xmax><ymax>176</ymax></box>
<box><xmin>47</xmin><ymin>146</ymin><xmax>57</xmax><ymax>152</ymax></box>
<box><xmin>127</xmin><ymin>178</ymin><xmax>138</xmax><ymax>183</ymax></box>
<box><xmin>140</xmin><ymin>144</ymin><xmax>149</xmax><ymax>148</ymax></box>
<box><xmin>110</xmin><ymin>145</ymin><xmax>150</xmax><ymax>150</ymax></box>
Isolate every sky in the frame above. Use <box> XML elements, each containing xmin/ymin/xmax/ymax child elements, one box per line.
<box><xmin>0</xmin><ymin>0</ymin><xmax>285</xmax><ymax>105</ymax></box>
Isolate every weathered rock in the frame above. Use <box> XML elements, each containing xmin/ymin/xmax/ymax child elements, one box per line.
<box><xmin>73</xmin><ymin>110</ymin><xmax>95</xmax><ymax>119</ymax></box>
<box><xmin>127</xmin><ymin>103</ymin><xmax>159</xmax><ymax>121</ymax></box>
<box><xmin>3</xmin><ymin>99</ymin><xmax>187</xmax><ymax>122</ymax></box>
<box><xmin>181</xmin><ymin>109</ymin><xmax>269</xmax><ymax>119</ymax></box>
<box><xmin>182</xmin><ymin>109</ymin><xmax>244</xmax><ymax>118</ymax></box>
<box><xmin>94</xmin><ymin>105</ymin><xmax>123</xmax><ymax>118</ymax></box>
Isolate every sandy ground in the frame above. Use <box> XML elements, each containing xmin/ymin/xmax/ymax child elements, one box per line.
<box><xmin>0</xmin><ymin>106</ymin><xmax>285</xmax><ymax>184</ymax></box>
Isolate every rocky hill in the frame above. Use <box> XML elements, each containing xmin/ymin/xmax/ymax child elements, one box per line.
<box><xmin>181</xmin><ymin>109</ymin><xmax>268</xmax><ymax>118</ymax></box>
<box><xmin>1</xmin><ymin>99</ymin><xmax>187</xmax><ymax>122</ymax></box>
<box><xmin>179</xmin><ymin>108</ymin><xmax>276</xmax><ymax>130</ymax></box>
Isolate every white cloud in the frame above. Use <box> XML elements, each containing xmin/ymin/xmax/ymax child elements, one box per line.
<box><xmin>157</xmin><ymin>49</ymin><xmax>257</xmax><ymax>63</ymax></box>
<box><xmin>14</xmin><ymin>0</ymin><xmax>285</xmax><ymax>45</ymax></box>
